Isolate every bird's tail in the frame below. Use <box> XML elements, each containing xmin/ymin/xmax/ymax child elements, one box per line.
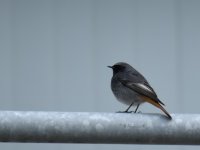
<box><xmin>141</xmin><ymin>96</ymin><xmax>172</xmax><ymax>119</ymax></box>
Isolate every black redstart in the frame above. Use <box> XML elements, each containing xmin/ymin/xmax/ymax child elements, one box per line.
<box><xmin>108</xmin><ymin>62</ymin><xmax>172</xmax><ymax>119</ymax></box>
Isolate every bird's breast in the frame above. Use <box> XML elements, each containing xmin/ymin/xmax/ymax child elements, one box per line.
<box><xmin>111</xmin><ymin>78</ymin><xmax>144</xmax><ymax>106</ymax></box>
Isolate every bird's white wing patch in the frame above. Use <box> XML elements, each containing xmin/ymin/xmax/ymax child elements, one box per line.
<box><xmin>135</xmin><ymin>83</ymin><xmax>154</xmax><ymax>93</ymax></box>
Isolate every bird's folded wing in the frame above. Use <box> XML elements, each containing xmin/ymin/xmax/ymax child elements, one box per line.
<box><xmin>119</xmin><ymin>79</ymin><xmax>165</xmax><ymax>105</ymax></box>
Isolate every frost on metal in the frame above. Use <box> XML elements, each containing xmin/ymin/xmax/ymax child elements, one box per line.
<box><xmin>0</xmin><ymin>111</ymin><xmax>199</xmax><ymax>145</ymax></box>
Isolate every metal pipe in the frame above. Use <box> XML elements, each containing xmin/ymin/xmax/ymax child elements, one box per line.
<box><xmin>0</xmin><ymin>111</ymin><xmax>199</xmax><ymax>145</ymax></box>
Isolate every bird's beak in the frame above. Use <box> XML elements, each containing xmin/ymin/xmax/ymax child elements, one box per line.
<box><xmin>107</xmin><ymin>66</ymin><xmax>113</xmax><ymax>69</ymax></box>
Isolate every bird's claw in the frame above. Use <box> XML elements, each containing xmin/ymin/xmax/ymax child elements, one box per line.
<box><xmin>116</xmin><ymin>111</ymin><xmax>133</xmax><ymax>113</ymax></box>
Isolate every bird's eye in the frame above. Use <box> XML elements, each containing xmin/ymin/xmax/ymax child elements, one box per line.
<box><xmin>113</xmin><ymin>65</ymin><xmax>125</xmax><ymax>72</ymax></box>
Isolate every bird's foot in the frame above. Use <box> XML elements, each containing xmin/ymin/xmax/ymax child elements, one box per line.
<box><xmin>116</xmin><ymin>111</ymin><xmax>133</xmax><ymax>113</ymax></box>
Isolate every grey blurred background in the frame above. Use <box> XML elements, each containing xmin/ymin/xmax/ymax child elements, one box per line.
<box><xmin>0</xmin><ymin>0</ymin><xmax>200</xmax><ymax>149</ymax></box>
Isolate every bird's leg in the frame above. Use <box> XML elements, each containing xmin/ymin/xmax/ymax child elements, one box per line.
<box><xmin>134</xmin><ymin>104</ymin><xmax>140</xmax><ymax>113</ymax></box>
<box><xmin>116</xmin><ymin>102</ymin><xmax>134</xmax><ymax>113</ymax></box>
<box><xmin>125</xmin><ymin>102</ymin><xmax>134</xmax><ymax>112</ymax></box>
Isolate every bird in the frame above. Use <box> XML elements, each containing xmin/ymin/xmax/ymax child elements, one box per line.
<box><xmin>108</xmin><ymin>62</ymin><xmax>172</xmax><ymax>119</ymax></box>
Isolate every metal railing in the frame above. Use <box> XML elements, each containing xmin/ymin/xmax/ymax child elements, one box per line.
<box><xmin>0</xmin><ymin>111</ymin><xmax>199</xmax><ymax>145</ymax></box>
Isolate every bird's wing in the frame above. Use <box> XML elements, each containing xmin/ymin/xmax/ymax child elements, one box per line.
<box><xmin>119</xmin><ymin>79</ymin><xmax>165</xmax><ymax>106</ymax></box>
<box><xmin>119</xmin><ymin>79</ymin><xmax>172</xmax><ymax>119</ymax></box>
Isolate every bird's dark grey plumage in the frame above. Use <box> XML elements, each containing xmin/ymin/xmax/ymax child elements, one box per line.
<box><xmin>108</xmin><ymin>62</ymin><xmax>171</xmax><ymax>119</ymax></box>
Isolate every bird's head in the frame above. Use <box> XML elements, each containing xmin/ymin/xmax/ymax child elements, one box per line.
<box><xmin>108</xmin><ymin>62</ymin><xmax>133</xmax><ymax>75</ymax></box>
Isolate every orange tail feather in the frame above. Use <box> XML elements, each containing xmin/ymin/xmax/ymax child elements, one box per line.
<box><xmin>141</xmin><ymin>96</ymin><xmax>172</xmax><ymax>119</ymax></box>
